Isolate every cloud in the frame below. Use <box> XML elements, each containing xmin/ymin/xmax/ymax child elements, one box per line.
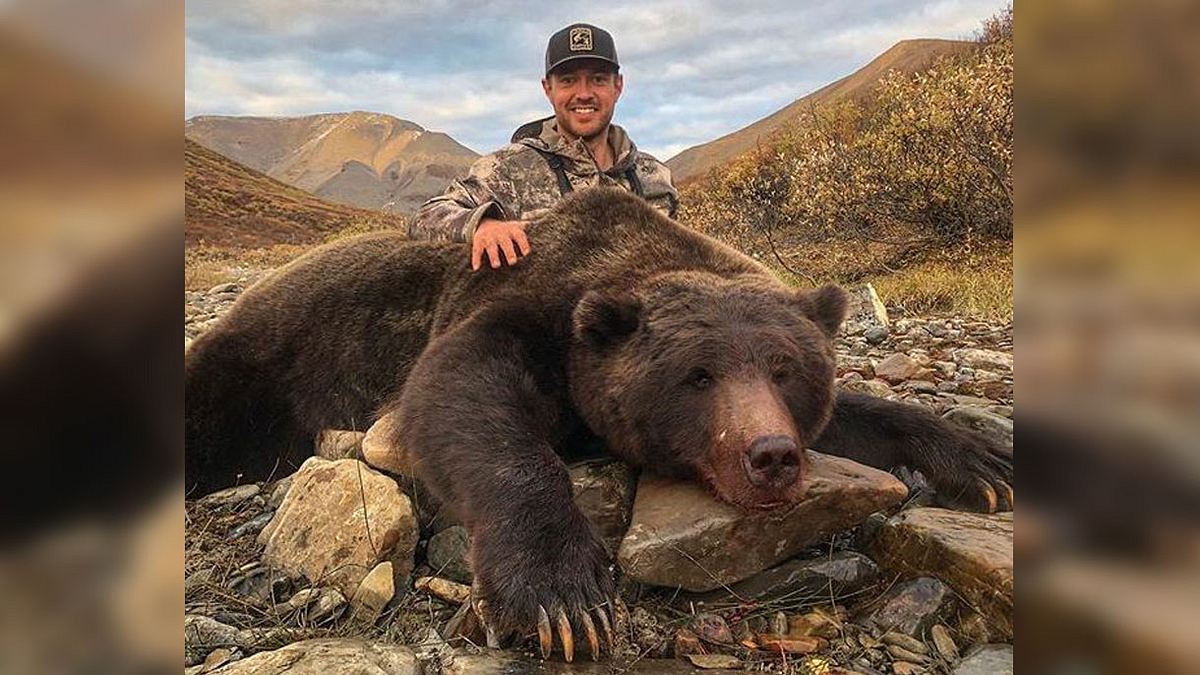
<box><xmin>186</xmin><ymin>0</ymin><xmax>1009</xmax><ymax>160</ymax></box>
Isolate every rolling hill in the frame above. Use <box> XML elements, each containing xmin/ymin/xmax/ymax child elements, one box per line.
<box><xmin>185</xmin><ymin>112</ymin><xmax>478</xmax><ymax>213</ymax></box>
<box><xmin>185</xmin><ymin>138</ymin><xmax>405</xmax><ymax>248</ymax></box>
<box><xmin>666</xmin><ymin>39</ymin><xmax>973</xmax><ymax>184</ymax></box>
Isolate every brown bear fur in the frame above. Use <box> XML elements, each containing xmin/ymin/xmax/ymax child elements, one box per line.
<box><xmin>185</xmin><ymin>187</ymin><xmax>1012</xmax><ymax>645</ymax></box>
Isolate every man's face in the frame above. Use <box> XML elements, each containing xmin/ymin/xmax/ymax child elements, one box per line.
<box><xmin>542</xmin><ymin>61</ymin><xmax>624</xmax><ymax>142</ymax></box>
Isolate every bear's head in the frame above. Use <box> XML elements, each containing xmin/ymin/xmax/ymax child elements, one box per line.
<box><xmin>569</xmin><ymin>272</ymin><xmax>848</xmax><ymax>510</ymax></box>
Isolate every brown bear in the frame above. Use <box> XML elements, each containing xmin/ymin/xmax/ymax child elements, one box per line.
<box><xmin>185</xmin><ymin>187</ymin><xmax>1012</xmax><ymax>659</ymax></box>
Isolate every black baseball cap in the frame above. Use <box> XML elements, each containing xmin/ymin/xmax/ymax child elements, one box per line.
<box><xmin>545</xmin><ymin>23</ymin><xmax>619</xmax><ymax>76</ymax></box>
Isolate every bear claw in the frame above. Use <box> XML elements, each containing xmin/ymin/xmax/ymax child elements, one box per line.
<box><xmin>537</xmin><ymin>605</ymin><xmax>553</xmax><ymax>658</ymax></box>
<box><xmin>555</xmin><ymin>606</ymin><xmax>574</xmax><ymax>662</ymax></box>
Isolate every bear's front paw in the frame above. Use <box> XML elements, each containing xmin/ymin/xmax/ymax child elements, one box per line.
<box><xmin>470</xmin><ymin>522</ymin><xmax>616</xmax><ymax>661</ymax></box>
<box><xmin>920</xmin><ymin>427</ymin><xmax>1013</xmax><ymax>513</ymax></box>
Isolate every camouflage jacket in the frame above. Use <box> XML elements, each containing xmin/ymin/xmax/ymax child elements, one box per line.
<box><xmin>407</xmin><ymin>118</ymin><xmax>678</xmax><ymax>243</ymax></box>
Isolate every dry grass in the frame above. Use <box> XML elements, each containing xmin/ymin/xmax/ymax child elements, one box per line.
<box><xmin>870</xmin><ymin>243</ymin><xmax>1012</xmax><ymax>320</ymax></box>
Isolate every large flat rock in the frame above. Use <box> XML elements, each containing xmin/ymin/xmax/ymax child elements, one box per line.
<box><xmin>209</xmin><ymin>638</ymin><xmax>421</xmax><ymax>675</ymax></box>
<box><xmin>259</xmin><ymin>457</ymin><xmax>417</xmax><ymax>598</ymax></box>
<box><xmin>870</xmin><ymin>508</ymin><xmax>1013</xmax><ymax>639</ymax></box>
<box><xmin>618</xmin><ymin>452</ymin><xmax>908</xmax><ymax>591</ymax></box>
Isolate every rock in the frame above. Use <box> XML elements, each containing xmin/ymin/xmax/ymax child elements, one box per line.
<box><xmin>570</xmin><ymin>459</ymin><xmax>637</xmax><ymax>551</ymax></box>
<box><xmin>207</xmin><ymin>282</ymin><xmax>240</xmax><ymax>295</ymax></box>
<box><xmin>687</xmin><ymin>654</ymin><xmax>742</xmax><ymax>669</ymax></box>
<box><xmin>838</xmin><ymin>355</ymin><xmax>876</xmax><ymax>378</ymax></box>
<box><xmin>278</xmin><ymin>587</ymin><xmax>347</xmax><ymax>624</ymax></box>
<box><xmin>864</xmin><ymin>325</ymin><xmax>890</xmax><ymax>345</ymax></box>
<box><xmin>844</xmin><ymin>378</ymin><xmax>894</xmax><ymax>398</ymax></box>
<box><xmin>361</xmin><ymin>413</ymin><xmax>412</xmax><ymax>475</ymax></box>
<box><xmin>902</xmin><ymin>380</ymin><xmax>937</xmax><ymax>394</ymax></box>
<box><xmin>228</xmin><ymin>565</ymin><xmax>293</xmax><ymax>604</ymax></box>
<box><xmin>259</xmin><ymin>457</ymin><xmax>417</xmax><ymax>598</ymax></box>
<box><xmin>881</xmin><ymin>632</ymin><xmax>928</xmax><ymax>655</ymax></box>
<box><xmin>952</xmin><ymin>348</ymin><xmax>1012</xmax><ymax>372</ymax></box>
<box><xmin>891</xmin><ymin>663</ymin><xmax>923</xmax><ymax>675</ymax></box>
<box><xmin>618</xmin><ymin>453</ymin><xmax>906</xmax><ymax>591</ymax></box>
<box><xmin>208</xmin><ymin>638</ymin><xmax>420</xmax><ymax>675</ymax></box>
<box><xmin>674</xmin><ymin>629</ymin><xmax>703</xmax><ymax>656</ymax></box>
<box><xmin>846</xmin><ymin>284</ymin><xmax>891</xmax><ymax>330</ymax></box>
<box><xmin>886</xmin><ymin>644</ymin><xmax>929</xmax><ymax>664</ymax></box>
<box><xmin>874</xmin><ymin>354</ymin><xmax>925</xmax><ymax>384</ymax></box>
<box><xmin>869</xmin><ymin>509</ymin><xmax>1013</xmax><ymax>639</ymax></box>
<box><xmin>953</xmin><ymin>645</ymin><xmax>1012</xmax><ymax>675</ymax></box>
<box><xmin>691</xmin><ymin>612</ymin><xmax>734</xmax><ymax>645</ymax></box>
<box><xmin>426</xmin><ymin>526</ymin><xmax>472</xmax><ymax>583</ymax></box>
<box><xmin>757</xmin><ymin>635</ymin><xmax>825</xmax><ymax>654</ymax></box>
<box><xmin>316</xmin><ymin>430</ymin><xmax>365</xmax><ymax>460</ymax></box>
<box><xmin>267</xmin><ymin>476</ymin><xmax>292</xmax><ymax>510</ymax></box>
<box><xmin>227</xmin><ymin>510</ymin><xmax>275</xmax><ymax>540</ymax></box>
<box><xmin>444</xmin><ymin>650</ymin><xmax>745</xmax><ymax>674</ymax></box>
<box><xmin>184</xmin><ymin>615</ymin><xmax>245</xmax><ymax>666</ymax></box>
<box><xmin>943</xmin><ymin>407</ymin><xmax>1013</xmax><ymax>448</ymax></box>
<box><xmin>349</xmin><ymin>562</ymin><xmax>395</xmax><ymax>623</ymax></box>
<box><xmin>197</xmin><ymin>484</ymin><xmax>259</xmax><ymax>508</ymax></box>
<box><xmin>415</xmin><ymin>576</ymin><xmax>471</xmax><ymax>605</ymax></box>
<box><xmin>930</xmin><ymin>624</ymin><xmax>959</xmax><ymax>661</ymax></box>
<box><xmin>203</xmin><ymin>647</ymin><xmax>242</xmax><ymax>670</ymax></box>
<box><xmin>789</xmin><ymin>609</ymin><xmax>842</xmax><ymax>639</ymax></box>
<box><xmin>860</xmin><ymin>577</ymin><xmax>953</xmax><ymax>637</ymax></box>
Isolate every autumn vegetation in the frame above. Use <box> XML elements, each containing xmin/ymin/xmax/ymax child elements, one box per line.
<box><xmin>678</xmin><ymin>8</ymin><xmax>1013</xmax><ymax>318</ymax></box>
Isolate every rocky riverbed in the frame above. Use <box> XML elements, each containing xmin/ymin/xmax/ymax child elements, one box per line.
<box><xmin>185</xmin><ymin>279</ymin><xmax>1014</xmax><ymax>675</ymax></box>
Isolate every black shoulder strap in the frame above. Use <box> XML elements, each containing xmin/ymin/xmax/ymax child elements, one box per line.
<box><xmin>624</xmin><ymin>166</ymin><xmax>645</xmax><ymax>198</ymax></box>
<box><xmin>539</xmin><ymin>151</ymin><xmax>574</xmax><ymax>196</ymax></box>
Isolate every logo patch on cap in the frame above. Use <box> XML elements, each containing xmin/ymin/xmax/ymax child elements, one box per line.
<box><xmin>569</xmin><ymin>27</ymin><xmax>593</xmax><ymax>51</ymax></box>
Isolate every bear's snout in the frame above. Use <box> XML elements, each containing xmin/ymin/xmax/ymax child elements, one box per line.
<box><xmin>742</xmin><ymin>435</ymin><xmax>802</xmax><ymax>488</ymax></box>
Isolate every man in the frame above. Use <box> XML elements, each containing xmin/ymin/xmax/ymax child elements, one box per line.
<box><xmin>408</xmin><ymin>23</ymin><xmax>678</xmax><ymax>270</ymax></box>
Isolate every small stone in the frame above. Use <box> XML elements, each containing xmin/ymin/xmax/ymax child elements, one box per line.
<box><xmin>674</xmin><ymin>629</ymin><xmax>703</xmax><ymax>656</ymax></box>
<box><xmin>687</xmin><ymin>654</ymin><xmax>743</xmax><ymax>669</ymax></box>
<box><xmin>860</xmin><ymin>577</ymin><xmax>953</xmax><ymax>637</ymax></box>
<box><xmin>228</xmin><ymin>565</ymin><xmax>293</xmax><ymax>604</ymax></box>
<box><xmin>570</xmin><ymin>459</ymin><xmax>637</xmax><ymax>552</ymax></box>
<box><xmin>184</xmin><ymin>615</ymin><xmax>244</xmax><ymax>666</ymax></box>
<box><xmin>789</xmin><ymin>609</ymin><xmax>841</xmax><ymax>639</ymax></box>
<box><xmin>426</xmin><ymin>525</ymin><xmax>472</xmax><ymax>583</ymax></box>
<box><xmin>758</xmin><ymin>635</ymin><xmax>825</xmax><ymax>654</ymax></box>
<box><xmin>953</xmin><ymin>644</ymin><xmax>1012</xmax><ymax>675</ymax></box>
<box><xmin>892</xmin><ymin>662</ymin><xmax>923</xmax><ymax>675</ymax></box>
<box><xmin>227</xmin><ymin>510</ymin><xmax>274</xmax><ymax>540</ymax></box>
<box><xmin>415</xmin><ymin>576</ymin><xmax>471</xmax><ymax>605</ymax></box>
<box><xmin>875</xmin><ymin>354</ymin><xmax>924</xmax><ymax>384</ymax></box>
<box><xmin>266</xmin><ymin>476</ymin><xmax>292</xmax><ymax>510</ymax></box>
<box><xmin>952</xmin><ymin>348</ymin><xmax>1012</xmax><ymax>372</ymax></box>
<box><xmin>207</xmin><ymin>282</ymin><xmax>240</xmax><ymax>295</ymax></box>
<box><xmin>864</xmin><ymin>325</ymin><xmax>890</xmax><ymax>345</ymax></box>
<box><xmin>844</xmin><ymin>378</ymin><xmax>894</xmax><ymax>398</ymax></box>
<box><xmin>361</xmin><ymin>412</ymin><xmax>412</xmax><ymax>475</ymax></box>
<box><xmin>197</xmin><ymin>484</ymin><xmax>259</xmax><ymax>508</ymax></box>
<box><xmin>886</xmin><ymin>644</ymin><xmax>929</xmax><ymax>663</ymax></box>
<box><xmin>203</xmin><ymin>646</ymin><xmax>241</xmax><ymax>670</ymax></box>
<box><xmin>881</xmin><ymin>632</ymin><xmax>928</xmax><ymax>655</ymax></box>
<box><xmin>350</xmin><ymin>562</ymin><xmax>395</xmax><ymax>623</ymax></box>
<box><xmin>902</xmin><ymin>380</ymin><xmax>937</xmax><ymax>394</ymax></box>
<box><xmin>930</xmin><ymin>624</ymin><xmax>959</xmax><ymax>661</ymax></box>
<box><xmin>691</xmin><ymin>612</ymin><xmax>733</xmax><ymax>644</ymax></box>
<box><xmin>771</xmin><ymin>611</ymin><xmax>789</xmax><ymax>636</ymax></box>
<box><xmin>316</xmin><ymin>429</ymin><xmax>365</xmax><ymax>459</ymax></box>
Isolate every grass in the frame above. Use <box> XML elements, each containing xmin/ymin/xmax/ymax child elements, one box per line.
<box><xmin>870</xmin><ymin>245</ymin><xmax>1012</xmax><ymax>321</ymax></box>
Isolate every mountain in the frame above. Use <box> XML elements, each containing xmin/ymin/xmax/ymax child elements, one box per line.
<box><xmin>185</xmin><ymin>112</ymin><xmax>479</xmax><ymax>213</ymax></box>
<box><xmin>185</xmin><ymin>138</ymin><xmax>405</xmax><ymax>248</ymax></box>
<box><xmin>666</xmin><ymin>39</ymin><xmax>973</xmax><ymax>184</ymax></box>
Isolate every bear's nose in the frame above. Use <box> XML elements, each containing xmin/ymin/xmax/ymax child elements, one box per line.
<box><xmin>743</xmin><ymin>435</ymin><xmax>802</xmax><ymax>488</ymax></box>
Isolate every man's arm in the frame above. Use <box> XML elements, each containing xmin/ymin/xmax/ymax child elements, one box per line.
<box><xmin>409</xmin><ymin>151</ymin><xmax>533</xmax><ymax>269</ymax></box>
<box><xmin>634</xmin><ymin>153</ymin><xmax>680</xmax><ymax>219</ymax></box>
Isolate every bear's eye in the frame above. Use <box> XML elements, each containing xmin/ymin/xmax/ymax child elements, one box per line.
<box><xmin>685</xmin><ymin>368</ymin><xmax>713</xmax><ymax>390</ymax></box>
<box><xmin>772</xmin><ymin>367</ymin><xmax>792</xmax><ymax>383</ymax></box>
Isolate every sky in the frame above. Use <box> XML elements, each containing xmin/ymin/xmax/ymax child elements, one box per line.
<box><xmin>185</xmin><ymin>0</ymin><xmax>1007</xmax><ymax>161</ymax></box>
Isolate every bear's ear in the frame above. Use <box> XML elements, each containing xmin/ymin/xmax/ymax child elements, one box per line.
<box><xmin>797</xmin><ymin>284</ymin><xmax>849</xmax><ymax>338</ymax></box>
<box><xmin>573</xmin><ymin>291</ymin><xmax>642</xmax><ymax>347</ymax></box>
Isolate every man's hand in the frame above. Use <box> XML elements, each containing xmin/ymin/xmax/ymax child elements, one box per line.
<box><xmin>472</xmin><ymin>218</ymin><xmax>531</xmax><ymax>271</ymax></box>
